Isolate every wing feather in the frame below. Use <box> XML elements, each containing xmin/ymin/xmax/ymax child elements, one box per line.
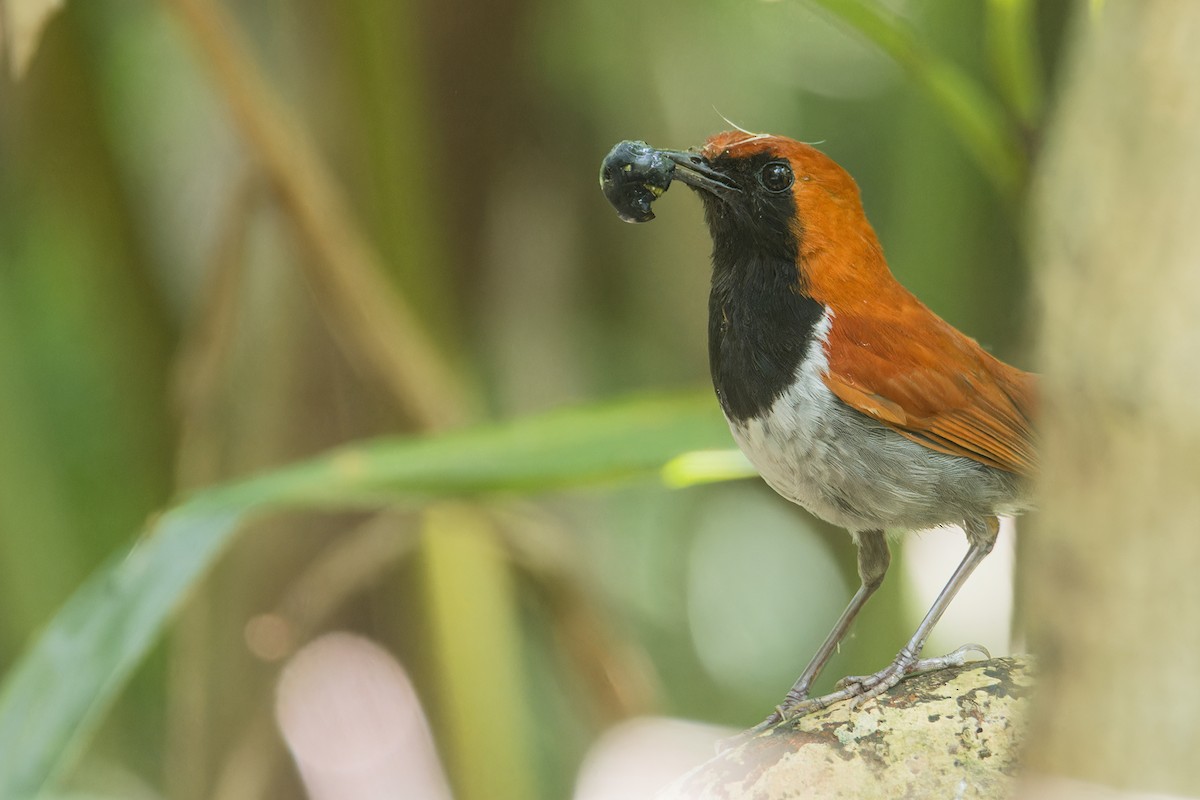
<box><xmin>821</xmin><ymin>306</ymin><xmax>1037</xmax><ymax>475</ymax></box>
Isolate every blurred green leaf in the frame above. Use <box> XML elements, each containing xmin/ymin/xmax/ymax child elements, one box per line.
<box><xmin>0</xmin><ymin>509</ymin><xmax>238</xmax><ymax>800</ymax></box>
<box><xmin>986</xmin><ymin>0</ymin><xmax>1044</xmax><ymax>127</ymax></box>
<box><xmin>0</xmin><ymin>392</ymin><xmax>732</xmax><ymax>798</ymax></box>
<box><xmin>2</xmin><ymin>0</ymin><xmax>66</xmax><ymax>78</ymax></box>
<box><xmin>662</xmin><ymin>448</ymin><xmax>756</xmax><ymax>488</ymax></box>
<box><xmin>807</xmin><ymin>0</ymin><xmax>1026</xmax><ymax>198</ymax></box>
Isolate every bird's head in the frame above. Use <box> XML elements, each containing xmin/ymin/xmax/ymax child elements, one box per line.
<box><xmin>600</xmin><ymin>131</ymin><xmax>887</xmax><ymax>299</ymax></box>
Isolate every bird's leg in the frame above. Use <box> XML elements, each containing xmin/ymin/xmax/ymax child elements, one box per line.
<box><xmin>835</xmin><ymin>516</ymin><xmax>1000</xmax><ymax>706</ymax></box>
<box><xmin>749</xmin><ymin>530</ymin><xmax>889</xmax><ymax>733</ymax></box>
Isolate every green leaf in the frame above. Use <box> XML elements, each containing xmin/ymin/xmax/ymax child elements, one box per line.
<box><xmin>2</xmin><ymin>0</ymin><xmax>67</xmax><ymax>79</ymax></box>
<box><xmin>986</xmin><ymin>0</ymin><xmax>1044</xmax><ymax>127</ymax></box>
<box><xmin>0</xmin><ymin>392</ymin><xmax>734</xmax><ymax>798</ymax></box>
<box><xmin>807</xmin><ymin>0</ymin><xmax>1027</xmax><ymax>199</ymax></box>
<box><xmin>662</xmin><ymin>448</ymin><xmax>756</xmax><ymax>488</ymax></box>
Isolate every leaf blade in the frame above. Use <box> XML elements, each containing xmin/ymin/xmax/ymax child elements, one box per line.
<box><xmin>807</xmin><ymin>0</ymin><xmax>1027</xmax><ymax>198</ymax></box>
<box><xmin>0</xmin><ymin>393</ymin><xmax>735</xmax><ymax>797</ymax></box>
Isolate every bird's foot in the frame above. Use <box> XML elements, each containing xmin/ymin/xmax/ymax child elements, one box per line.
<box><xmin>743</xmin><ymin>642</ymin><xmax>991</xmax><ymax>737</ymax></box>
<box><xmin>740</xmin><ymin>685</ymin><xmax>811</xmax><ymax>738</ymax></box>
<box><xmin>835</xmin><ymin>642</ymin><xmax>990</xmax><ymax>707</ymax></box>
<box><xmin>742</xmin><ymin>683</ymin><xmax>861</xmax><ymax>737</ymax></box>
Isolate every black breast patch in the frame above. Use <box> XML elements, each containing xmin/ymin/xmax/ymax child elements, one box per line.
<box><xmin>697</xmin><ymin>152</ymin><xmax>825</xmax><ymax>423</ymax></box>
<box><xmin>707</xmin><ymin>255</ymin><xmax>825</xmax><ymax>422</ymax></box>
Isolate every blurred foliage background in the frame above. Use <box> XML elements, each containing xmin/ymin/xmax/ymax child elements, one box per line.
<box><xmin>0</xmin><ymin>0</ymin><xmax>1075</xmax><ymax>798</ymax></box>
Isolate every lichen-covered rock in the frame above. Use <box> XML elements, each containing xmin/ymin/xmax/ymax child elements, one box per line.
<box><xmin>657</xmin><ymin>657</ymin><xmax>1033</xmax><ymax>800</ymax></box>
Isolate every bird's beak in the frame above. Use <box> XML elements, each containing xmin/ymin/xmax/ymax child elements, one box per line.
<box><xmin>661</xmin><ymin>151</ymin><xmax>741</xmax><ymax>197</ymax></box>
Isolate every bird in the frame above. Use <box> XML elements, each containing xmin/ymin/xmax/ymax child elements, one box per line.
<box><xmin>599</xmin><ymin>131</ymin><xmax>1036</xmax><ymax>729</ymax></box>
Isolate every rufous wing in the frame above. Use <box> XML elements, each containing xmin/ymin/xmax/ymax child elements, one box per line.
<box><xmin>821</xmin><ymin>305</ymin><xmax>1037</xmax><ymax>475</ymax></box>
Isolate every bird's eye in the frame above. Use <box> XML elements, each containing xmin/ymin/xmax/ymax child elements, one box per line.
<box><xmin>759</xmin><ymin>161</ymin><xmax>794</xmax><ymax>193</ymax></box>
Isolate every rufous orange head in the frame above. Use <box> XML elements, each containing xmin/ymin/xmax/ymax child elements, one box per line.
<box><xmin>659</xmin><ymin>131</ymin><xmax>892</xmax><ymax>302</ymax></box>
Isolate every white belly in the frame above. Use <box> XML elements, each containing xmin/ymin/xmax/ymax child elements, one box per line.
<box><xmin>726</xmin><ymin>310</ymin><xmax>1027</xmax><ymax>533</ymax></box>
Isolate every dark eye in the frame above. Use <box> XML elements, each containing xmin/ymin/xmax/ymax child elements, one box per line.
<box><xmin>759</xmin><ymin>161</ymin><xmax>794</xmax><ymax>193</ymax></box>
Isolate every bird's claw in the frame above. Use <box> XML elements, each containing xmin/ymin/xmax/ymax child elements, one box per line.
<box><xmin>836</xmin><ymin>641</ymin><xmax>990</xmax><ymax>690</ymax></box>
<box><xmin>931</xmin><ymin>642</ymin><xmax>991</xmax><ymax>665</ymax></box>
<box><xmin>751</xmin><ymin>642</ymin><xmax>994</xmax><ymax>729</ymax></box>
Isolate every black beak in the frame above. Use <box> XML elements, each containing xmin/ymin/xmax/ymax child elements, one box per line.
<box><xmin>662</xmin><ymin>151</ymin><xmax>741</xmax><ymax>197</ymax></box>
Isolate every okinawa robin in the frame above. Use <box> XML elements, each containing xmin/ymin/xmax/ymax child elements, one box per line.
<box><xmin>599</xmin><ymin>131</ymin><xmax>1035</xmax><ymax>728</ymax></box>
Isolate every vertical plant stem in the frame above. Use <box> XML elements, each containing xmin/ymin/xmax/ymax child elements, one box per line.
<box><xmin>167</xmin><ymin>0</ymin><xmax>467</xmax><ymax>430</ymax></box>
<box><xmin>421</xmin><ymin>504</ymin><xmax>539</xmax><ymax>800</ymax></box>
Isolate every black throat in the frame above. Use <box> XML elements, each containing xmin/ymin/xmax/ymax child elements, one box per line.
<box><xmin>701</xmin><ymin>189</ymin><xmax>825</xmax><ymax>424</ymax></box>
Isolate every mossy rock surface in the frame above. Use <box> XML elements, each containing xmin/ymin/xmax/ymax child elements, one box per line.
<box><xmin>658</xmin><ymin>657</ymin><xmax>1033</xmax><ymax>800</ymax></box>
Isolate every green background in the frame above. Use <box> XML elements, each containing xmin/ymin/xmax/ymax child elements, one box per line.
<box><xmin>0</xmin><ymin>1</ymin><xmax>1070</xmax><ymax>797</ymax></box>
